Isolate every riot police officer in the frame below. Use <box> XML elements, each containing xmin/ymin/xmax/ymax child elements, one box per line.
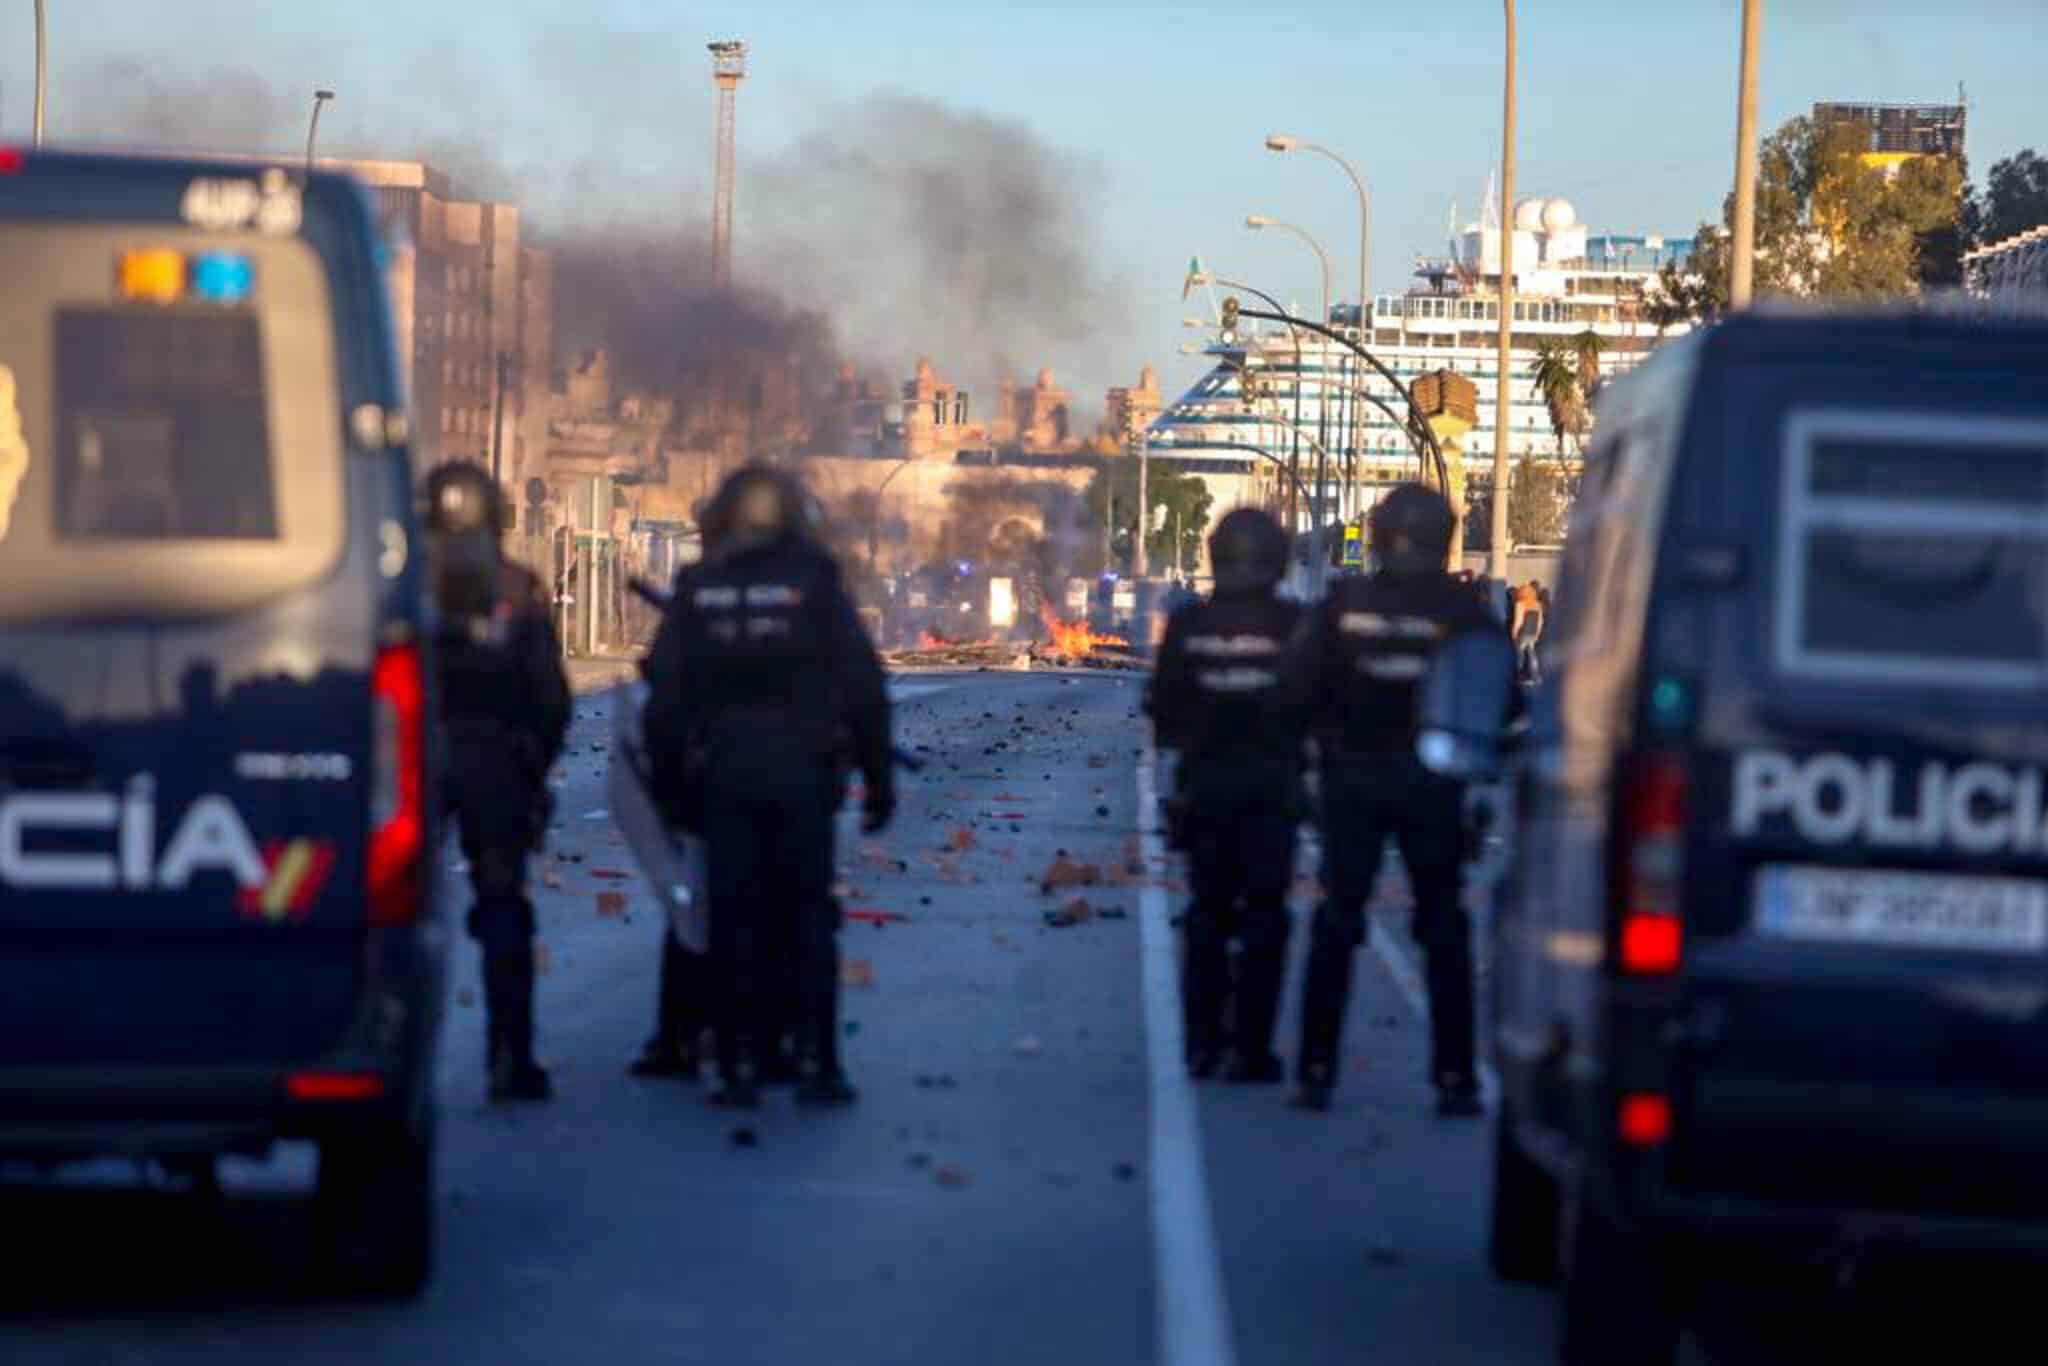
<box><xmin>1145</xmin><ymin>509</ymin><xmax>1306</xmax><ymax>1082</ymax></box>
<box><xmin>424</xmin><ymin>462</ymin><xmax>572</xmax><ymax>1104</ymax></box>
<box><xmin>641</xmin><ymin>463</ymin><xmax>894</xmax><ymax>1109</ymax></box>
<box><xmin>1285</xmin><ymin>483</ymin><xmax>1497</xmax><ymax>1117</ymax></box>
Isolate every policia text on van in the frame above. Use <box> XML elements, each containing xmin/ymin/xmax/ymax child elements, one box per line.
<box><xmin>0</xmin><ymin>152</ymin><xmax>445</xmax><ymax>1300</ymax></box>
<box><xmin>1485</xmin><ymin>306</ymin><xmax>2048</xmax><ymax>1366</ymax></box>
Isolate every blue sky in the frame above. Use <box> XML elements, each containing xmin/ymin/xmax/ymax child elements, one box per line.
<box><xmin>6</xmin><ymin>0</ymin><xmax>2044</xmax><ymax>405</ymax></box>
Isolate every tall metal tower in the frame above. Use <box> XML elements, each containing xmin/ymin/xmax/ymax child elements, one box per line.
<box><xmin>708</xmin><ymin>40</ymin><xmax>748</xmax><ymax>289</ymax></box>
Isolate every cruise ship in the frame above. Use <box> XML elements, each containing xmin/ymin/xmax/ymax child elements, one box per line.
<box><xmin>1149</xmin><ymin>185</ymin><xmax>1697</xmax><ymax>537</ymax></box>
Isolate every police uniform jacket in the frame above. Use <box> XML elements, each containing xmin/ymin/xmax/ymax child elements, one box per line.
<box><xmin>1146</xmin><ymin>588</ymin><xmax>1306</xmax><ymax>768</ymax></box>
<box><xmin>642</xmin><ymin>537</ymin><xmax>890</xmax><ymax>809</ymax></box>
<box><xmin>1287</xmin><ymin>570</ymin><xmax>1499</xmax><ymax>758</ymax></box>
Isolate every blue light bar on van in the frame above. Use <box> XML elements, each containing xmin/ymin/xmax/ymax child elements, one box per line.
<box><xmin>190</xmin><ymin>252</ymin><xmax>255</xmax><ymax>304</ymax></box>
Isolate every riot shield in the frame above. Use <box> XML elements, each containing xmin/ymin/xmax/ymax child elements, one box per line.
<box><xmin>608</xmin><ymin>678</ymin><xmax>710</xmax><ymax>952</ymax></box>
<box><xmin>1414</xmin><ymin>628</ymin><xmax>1519</xmax><ymax>782</ymax></box>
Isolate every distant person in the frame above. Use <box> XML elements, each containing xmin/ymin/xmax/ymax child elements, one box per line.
<box><xmin>1282</xmin><ymin>483</ymin><xmax>1499</xmax><ymax>1117</ymax></box>
<box><xmin>1145</xmin><ymin>509</ymin><xmax>1306</xmax><ymax>1082</ymax></box>
<box><xmin>1512</xmin><ymin>581</ymin><xmax>1545</xmax><ymax>682</ymax></box>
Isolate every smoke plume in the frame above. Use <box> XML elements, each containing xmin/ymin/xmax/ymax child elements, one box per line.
<box><xmin>55</xmin><ymin>45</ymin><xmax>1136</xmax><ymax>415</ymax></box>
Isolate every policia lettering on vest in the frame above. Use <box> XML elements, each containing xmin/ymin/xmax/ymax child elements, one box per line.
<box><xmin>1284</xmin><ymin>484</ymin><xmax>1500</xmax><ymax>1117</ymax></box>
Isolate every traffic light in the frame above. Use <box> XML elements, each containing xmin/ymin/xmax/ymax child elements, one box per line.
<box><xmin>1221</xmin><ymin>296</ymin><xmax>1240</xmax><ymax>331</ymax></box>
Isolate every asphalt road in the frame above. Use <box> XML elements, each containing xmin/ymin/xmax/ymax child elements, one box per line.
<box><xmin>0</xmin><ymin>669</ymin><xmax>2010</xmax><ymax>1363</ymax></box>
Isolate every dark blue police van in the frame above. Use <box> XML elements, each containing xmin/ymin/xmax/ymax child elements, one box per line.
<box><xmin>1487</xmin><ymin>304</ymin><xmax>2048</xmax><ymax>1363</ymax></box>
<box><xmin>0</xmin><ymin>151</ymin><xmax>444</xmax><ymax>1297</ymax></box>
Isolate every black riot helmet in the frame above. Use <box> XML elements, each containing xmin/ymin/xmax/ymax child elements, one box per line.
<box><xmin>702</xmin><ymin>462</ymin><xmax>814</xmax><ymax>561</ymax></box>
<box><xmin>422</xmin><ymin>461</ymin><xmax>508</xmax><ymax>622</ymax></box>
<box><xmin>1369</xmin><ymin>482</ymin><xmax>1455</xmax><ymax>577</ymax></box>
<box><xmin>1207</xmin><ymin>507</ymin><xmax>1289</xmax><ymax>593</ymax></box>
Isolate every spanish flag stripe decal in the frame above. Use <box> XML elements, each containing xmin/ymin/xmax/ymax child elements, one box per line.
<box><xmin>290</xmin><ymin>842</ymin><xmax>337</xmax><ymax>917</ymax></box>
<box><xmin>262</xmin><ymin>841</ymin><xmax>314</xmax><ymax>918</ymax></box>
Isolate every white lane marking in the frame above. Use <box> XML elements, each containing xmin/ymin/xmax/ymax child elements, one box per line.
<box><xmin>1305</xmin><ymin>832</ymin><xmax>1503</xmax><ymax>1106</ymax></box>
<box><xmin>1365</xmin><ymin>892</ymin><xmax>1503</xmax><ymax>1108</ymax></box>
<box><xmin>1136</xmin><ymin>749</ymin><xmax>1238</xmax><ymax>1366</ymax></box>
<box><xmin>889</xmin><ymin>679</ymin><xmax>960</xmax><ymax>701</ymax></box>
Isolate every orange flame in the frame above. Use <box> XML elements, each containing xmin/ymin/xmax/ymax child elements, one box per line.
<box><xmin>1038</xmin><ymin>603</ymin><xmax>1126</xmax><ymax>658</ymax></box>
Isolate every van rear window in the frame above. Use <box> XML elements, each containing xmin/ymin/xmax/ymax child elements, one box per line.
<box><xmin>0</xmin><ymin>223</ymin><xmax>345</xmax><ymax>622</ymax></box>
<box><xmin>55</xmin><ymin>311</ymin><xmax>277</xmax><ymax>541</ymax></box>
<box><xmin>1776</xmin><ymin>411</ymin><xmax>2048</xmax><ymax>688</ymax></box>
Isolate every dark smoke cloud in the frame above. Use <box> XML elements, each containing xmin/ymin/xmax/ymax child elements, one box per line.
<box><xmin>749</xmin><ymin>94</ymin><xmax>1130</xmax><ymax>408</ymax></box>
<box><xmin>56</xmin><ymin>49</ymin><xmax>1134</xmax><ymax>417</ymax></box>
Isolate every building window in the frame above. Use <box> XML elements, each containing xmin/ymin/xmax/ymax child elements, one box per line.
<box><xmin>441</xmin><ymin>407</ymin><xmax>452</xmax><ymax>434</ymax></box>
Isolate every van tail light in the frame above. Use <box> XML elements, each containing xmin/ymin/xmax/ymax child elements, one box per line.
<box><xmin>1617</xmin><ymin>752</ymin><xmax>1687</xmax><ymax>974</ymax></box>
<box><xmin>368</xmin><ymin>643</ymin><xmax>425</xmax><ymax>927</ymax></box>
<box><xmin>286</xmin><ymin>1071</ymin><xmax>387</xmax><ymax>1102</ymax></box>
<box><xmin>1618</xmin><ymin>1092</ymin><xmax>1672</xmax><ymax>1147</ymax></box>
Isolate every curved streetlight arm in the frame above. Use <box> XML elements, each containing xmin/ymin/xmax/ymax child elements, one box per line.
<box><xmin>1151</xmin><ymin>436</ymin><xmax>1313</xmax><ymax>512</ymax></box>
<box><xmin>1220</xmin><ymin>358</ymin><xmax>1421</xmax><ymax>510</ymax></box>
<box><xmin>1295</xmin><ymin>143</ymin><xmax>1369</xmax><ymax>318</ymax></box>
<box><xmin>1232</xmin><ymin>304</ymin><xmax>1451</xmax><ymax>492</ymax></box>
<box><xmin>865</xmin><ymin>456</ymin><xmax>918</xmax><ymax>572</ymax></box>
<box><xmin>305</xmin><ymin>90</ymin><xmax>334</xmax><ymax>176</ymax></box>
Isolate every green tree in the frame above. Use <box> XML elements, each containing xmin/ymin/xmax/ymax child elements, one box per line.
<box><xmin>1084</xmin><ymin>459</ymin><xmax>1213</xmax><ymax>576</ymax></box>
<box><xmin>1979</xmin><ymin>149</ymin><xmax>2048</xmax><ymax>245</ymax></box>
<box><xmin>1530</xmin><ymin>340</ymin><xmax>1583</xmax><ymax>459</ymax></box>
<box><xmin>1669</xmin><ymin>115</ymin><xmax>1966</xmax><ymax>321</ymax></box>
<box><xmin>1507</xmin><ymin>455</ymin><xmax>1565</xmax><ymax>549</ymax></box>
<box><xmin>1571</xmin><ymin>327</ymin><xmax>1607</xmax><ymax>404</ymax></box>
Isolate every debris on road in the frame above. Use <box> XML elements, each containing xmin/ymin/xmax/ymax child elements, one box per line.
<box><xmin>1045</xmin><ymin>897</ymin><xmax>1094</xmax><ymax>928</ymax></box>
<box><xmin>1040</xmin><ymin>854</ymin><xmax>1101</xmax><ymax>892</ymax></box>
<box><xmin>841</xmin><ymin>958</ymin><xmax>877</xmax><ymax>988</ymax></box>
<box><xmin>1113</xmin><ymin>1162</ymin><xmax>1138</xmax><ymax>1181</ymax></box>
<box><xmin>934</xmin><ymin>1164</ymin><xmax>970</xmax><ymax>1188</ymax></box>
<box><xmin>1013</xmin><ymin>1034</ymin><xmax>1043</xmax><ymax>1056</ymax></box>
<box><xmin>595</xmin><ymin>891</ymin><xmax>628</xmax><ymax>918</ymax></box>
<box><xmin>729</xmin><ymin>1127</ymin><xmax>760</xmax><ymax>1149</ymax></box>
<box><xmin>914</xmin><ymin>1073</ymin><xmax>959</xmax><ymax>1090</ymax></box>
<box><xmin>534</xmin><ymin>944</ymin><xmax>554</xmax><ymax>975</ymax></box>
<box><xmin>843</xmin><ymin>907</ymin><xmax>909</xmax><ymax>926</ymax></box>
<box><xmin>947</xmin><ymin>827</ymin><xmax>976</xmax><ymax>852</ymax></box>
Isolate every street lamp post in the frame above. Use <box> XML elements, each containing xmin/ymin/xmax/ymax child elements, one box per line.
<box><xmin>1491</xmin><ymin>0</ymin><xmax>1518</xmax><ymax>583</ymax></box>
<box><xmin>1729</xmin><ymin>0</ymin><xmax>1764</xmax><ymax>308</ymax></box>
<box><xmin>32</xmin><ymin>0</ymin><xmax>48</xmax><ymax>147</ymax></box>
<box><xmin>1248</xmin><ymin>215</ymin><xmax>1334</xmax><ymax>583</ymax></box>
<box><xmin>305</xmin><ymin>89</ymin><xmax>334</xmax><ymax>175</ymax></box>
<box><xmin>1131</xmin><ymin>424</ymin><xmax>1150</xmax><ymax>578</ymax></box>
<box><xmin>1267</xmin><ymin>135</ymin><xmax>1370</xmax><ymax>527</ymax></box>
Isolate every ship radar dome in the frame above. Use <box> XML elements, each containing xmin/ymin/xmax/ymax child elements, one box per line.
<box><xmin>1512</xmin><ymin>198</ymin><xmax>1546</xmax><ymax>232</ymax></box>
<box><xmin>1542</xmin><ymin>198</ymin><xmax>1578</xmax><ymax>232</ymax></box>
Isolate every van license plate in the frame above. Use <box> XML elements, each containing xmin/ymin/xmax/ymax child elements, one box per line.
<box><xmin>1754</xmin><ymin>866</ymin><xmax>2048</xmax><ymax>954</ymax></box>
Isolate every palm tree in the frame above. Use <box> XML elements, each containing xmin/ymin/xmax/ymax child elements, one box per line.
<box><xmin>1571</xmin><ymin>328</ymin><xmax>1606</xmax><ymax>402</ymax></box>
<box><xmin>1530</xmin><ymin>340</ymin><xmax>1581</xmax><ymax>462</ymax></box>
